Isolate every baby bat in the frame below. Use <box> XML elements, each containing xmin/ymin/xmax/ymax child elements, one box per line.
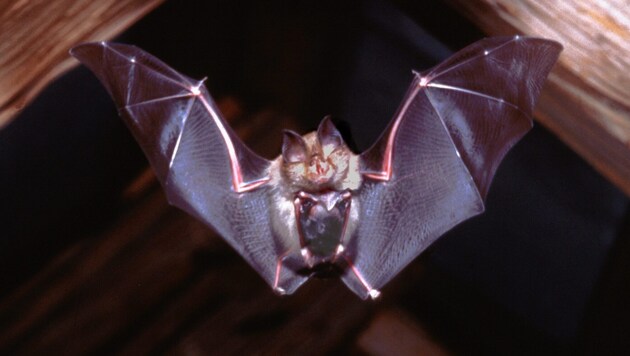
<box><xmin>70</xmin><ymin>35</ymin><xmax>561</xmax><ymax>299</ymax></box>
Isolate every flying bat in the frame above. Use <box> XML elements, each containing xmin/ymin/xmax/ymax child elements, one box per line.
<box><xmin>70</xmin><ymin>35</ymin><xmax>561</xmax><ymax>299</ymax></box>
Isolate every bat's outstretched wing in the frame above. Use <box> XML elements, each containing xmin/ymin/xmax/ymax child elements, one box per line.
<box><xmin>342</xmin><ymin>36</ymin><xmax>562</xmax><ymax>298</ymax></box>
<box><xmin>71</xmin><ymin>42</ymin><xmax>307</xmax><ymax>294</ymax></box>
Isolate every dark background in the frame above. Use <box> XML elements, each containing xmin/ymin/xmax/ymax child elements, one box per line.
<box><xmin>1</xmin><ymin>0</ymin><xmax>628</xmax><ymax>354</ymax></box>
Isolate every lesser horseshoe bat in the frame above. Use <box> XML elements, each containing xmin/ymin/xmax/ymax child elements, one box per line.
<box><xmin>71</xmin><ymin>36</ymin><xmax>562</xmax><ymax>299</ymax></box>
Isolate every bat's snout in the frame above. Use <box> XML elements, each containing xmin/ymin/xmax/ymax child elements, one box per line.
<box><xmin>307</xmin><ymin>155</ymin><xmax>334</xmax><ymax>184</ymax></box>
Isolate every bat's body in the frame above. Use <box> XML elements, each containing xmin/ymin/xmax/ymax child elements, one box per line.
<box><xmin>267</xmin><ymin>122</ymin><xmax>367</xmax><ymax>295</ymax></box>
<box><xmin>71</xmin><ymin>36</ymin><xmax>561</xmax><ymax>299</ymax></box>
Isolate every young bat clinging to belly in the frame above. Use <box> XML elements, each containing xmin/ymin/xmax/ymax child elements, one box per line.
<box><xmin>71</xmin><ymin>36</ymin><xmax>561</xmax><ymax>299</ymax></box>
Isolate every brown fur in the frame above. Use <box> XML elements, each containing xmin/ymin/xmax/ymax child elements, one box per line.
<box><xmin>280</xmin><ymin>132</ymin><xmax>361</xmax><ymax>193</ymax></box>
<box><xmin>267</xmin><ymin>130</ymin><xmax>362</xmax><ymax>254</ymax></box>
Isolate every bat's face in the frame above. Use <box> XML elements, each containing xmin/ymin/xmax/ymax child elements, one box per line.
<box><xmin>280</xmin><ymin>118</ymin><xmax>360</xmax><ymax>192</ymax></box>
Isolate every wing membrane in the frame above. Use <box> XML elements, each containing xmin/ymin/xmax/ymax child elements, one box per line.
<box><xmin>71</xmin><ymin>42</ymin><xmax>306</xmax><ymax>292</ymax></box>
<box><xmin>344</xmin><ymin>36</ymin><xmax>562</xmax><ymax>297</ymax></box>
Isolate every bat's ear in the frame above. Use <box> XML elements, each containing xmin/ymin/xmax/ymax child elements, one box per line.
<box><xmin>282</xmin><ymin>130</ymin><xmax>308</xmax><ymax>163</ymax></box>
<box><xmin>317</xmin><ymin>116</ymin><xmax>344</xmax><ymax>157</ymax></box>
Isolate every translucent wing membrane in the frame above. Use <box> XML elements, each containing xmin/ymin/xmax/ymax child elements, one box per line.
<box><xmin>423</xmin><ymin>36</ymin><xmax>562</xmax><ymax>197</ymax></box>
<box><xmin>71</xmin><ymin>36</ymin><xmax>561</xmax><ymax>300</ymax></box>
<box><xmin>71</xmin><ymin>42</ymin><xmax>306</xmax><ymax>293</ymax></box>
<box><xmin>346</xmin><ymin>36</ymin><xmax>562</xmax><ymax>297</ymax></box>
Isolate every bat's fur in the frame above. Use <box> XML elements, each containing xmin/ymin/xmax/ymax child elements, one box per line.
<box><xmin>267</xmin><ymin>127</ymin><xmax>362</xmax><ymax>257</ymax></box>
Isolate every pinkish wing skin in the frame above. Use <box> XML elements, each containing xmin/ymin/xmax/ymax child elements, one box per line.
<box><xmin>344</xmin><ymin>36</ymin><xmax>562</xmax><ymax>298</ymax></box>
<box><xmin>70</xmin><ymin>42</ymin><xmax>307</xmax><ymax>294</ymax></box>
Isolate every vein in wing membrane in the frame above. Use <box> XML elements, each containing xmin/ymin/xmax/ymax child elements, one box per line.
<box><xmin>420</xmin><ymin>37</ymin><xmax>562</xmax><ymax>198</ymax></box>
<box><xmin>345</xmin><ymin>91</ymin><xmax>483</xmax><ymax>292</ymax></box>
<box><xmin>161</xmin><ymin>93</ymin><xmax>282</xmax><ymax>285</ymax></box>
<box><xmin>71</xmin><ymin>42</ymin><xmax>308</xmax><ymax>292</ymax></box>
<box><xmin>346</xmin><ymin>37</ymin><xmax>561</xmax><ymax>296</ymax></box>
<box><xmin>101</xmin><ymin>43</ymin><xmax>194</xmax><ymax>106</ymax></box>
<box><xmin>425</xmin><ymin>36</ymin><xmax>560</xmax><ymax>119</ymax></box>
<box><xmin>426</xmin><ymin>36</ymin><xmax>517</xmax><ymax>81</ymax></box>
<box><xmin>425</xmin><ymin>87</ymin><xmax>530</xmax><ymax>198</ymax></box>
<box><xmin>125</xmin><ymin>95</ymin><xmax>196</xmax><ymax>180</ymax></box>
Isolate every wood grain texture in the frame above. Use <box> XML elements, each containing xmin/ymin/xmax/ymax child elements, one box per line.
<box><xmin>441</xmin><ymin>0</ymin><xmax>630</xmax><ymax>196</ymax></box>
<box><xmin>0</xmin><ymin>0</ymin><xmax>164</xmax><ymax>129</ymax></box>
<box><xmin>358</xmin><ymin>309</ymin><xmax>450</xmax><ymax>356</ymax></box>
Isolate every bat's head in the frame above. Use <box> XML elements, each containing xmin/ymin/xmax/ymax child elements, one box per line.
<box><xmin>281</xmin><ymin>117</ymin><xmax>360</xmax><ymax>192</ymax></box>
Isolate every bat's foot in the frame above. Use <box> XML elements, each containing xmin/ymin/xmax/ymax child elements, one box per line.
<box><xmin>368</xmin><ymin>289</ymin><xmax>381</xmax><ymax>300</ymax></box>
<box><xmin>339</xmin><ymin>254</ymin><xmax>382</xmax><ymax>300</ymax></box>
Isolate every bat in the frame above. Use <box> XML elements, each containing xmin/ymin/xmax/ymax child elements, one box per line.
<box><xmin>70</xmin><ymin>35</ymin><xmax>561</xmax><ymax>299</ymax></box>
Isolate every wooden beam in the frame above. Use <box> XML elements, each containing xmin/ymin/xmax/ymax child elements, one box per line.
<box><xmin>357</xmin><ymin>309</ymin><xmax>450</xmax><ymax>356</ymax></box>
<box><xmin>0</xmin><ymin>0</ymin><xmax>164</xmax><ymax>129</ymax></box>
<box><xmin>442</xmin><ymin>0</ymin><xmax>630</xmax><ymax>196</ymax></box>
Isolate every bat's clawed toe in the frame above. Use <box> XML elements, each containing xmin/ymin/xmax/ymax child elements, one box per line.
<box><xmin>273</xmin><ymin>286</ymin><xmax>287</xmax><ymax>296</ymax></box>
<box><xmin>368</xmin><ymin>289</ymin><xmax>381</xmax><ymax>300</ymax></box>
